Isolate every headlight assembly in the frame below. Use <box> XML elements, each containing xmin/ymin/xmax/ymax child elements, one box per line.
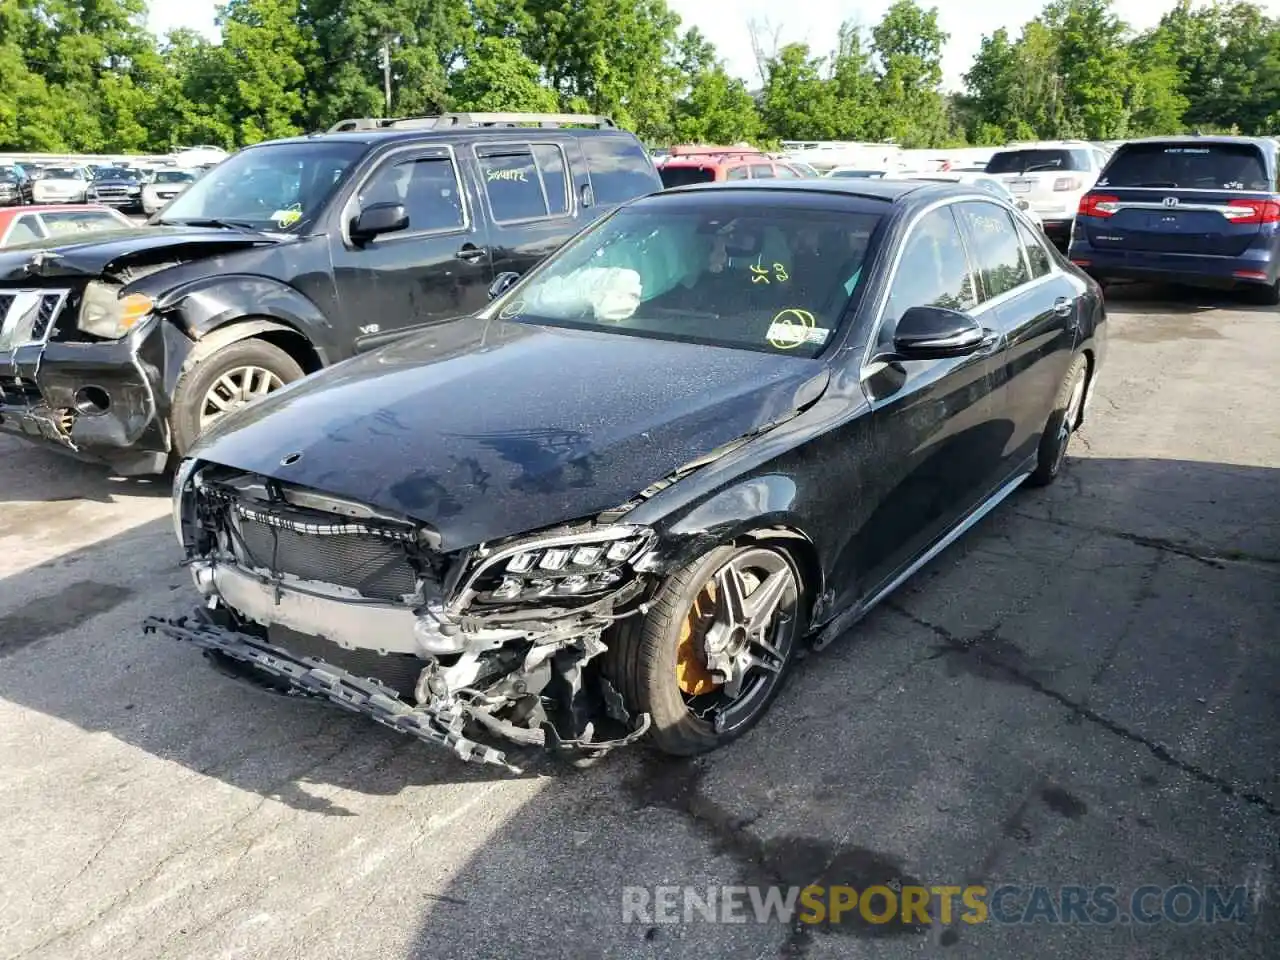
<box><xmin>462</xmin><ymin>525</ymin><xmax>655</xmax><ymax>606</ymax></box>
<box><xmin>78</xmin><ymin>281</ymin><xmax>153</xmax><ymax>339</ymax></box>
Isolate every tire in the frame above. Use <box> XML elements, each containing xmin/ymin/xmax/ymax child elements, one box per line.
<box><xmin>604</xmin><ymin>543</ymin><xmax>805</xmax><ymax>756</ymax></box>
<box><xmin>1027</xmin><ymin>354</ymin><xmax>1088</xmax><ymax>488</ymax></box>
<box><xmin>1246</xmin><ymin>279</ymin><xmax>1280</xmax><ymax>306</ymax></box>
<box><xmin>169</xmin><ymin>338</ymin><xmax>304</xmax><ymax>457</ymax></box>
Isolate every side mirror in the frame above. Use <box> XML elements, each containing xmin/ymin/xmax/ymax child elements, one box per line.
<box><xmin>488</xmin><ymin>271</ymin><xmax>521</xmax><ymax>300</ymax></box>
<box><xmin>891</xmin><ymin>305</ymin><xmax>991</xmax><ymax>360</ymax></box>
<box><xmin>350</xmin><ymin>202</ymin><xmax>408</xmax><ymax>244</ymax></box>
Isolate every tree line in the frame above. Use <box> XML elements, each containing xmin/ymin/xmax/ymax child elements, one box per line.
<box><xmin>1</xmin><ymin>0</ymin><xmax>1278</xmax><ymax>154</ymax></box>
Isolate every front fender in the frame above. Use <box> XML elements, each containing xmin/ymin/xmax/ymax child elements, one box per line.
<box><xmin>649</xmin><ymin>475</ymin><xmax>827</xmax><ymax>622</ymax></box>
<box><xmin>154</xmin><ymin>274</ymin><xmax>336</xmax><ymax>347</ymax></box>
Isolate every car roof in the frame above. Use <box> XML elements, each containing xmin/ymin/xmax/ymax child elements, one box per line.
<box><xmin>1117</xmin><ymin>135</ymin><xmax>1276</xmax><ymax>153</ymax></box>
<box><xmin>657</xmin><ymin>178</ymin><xmax>946</xmax><ymax>204</ymax></box>
<box><xmin>256</xmin><ymin>126</ymin><xmax>639</xmax><ymax>148</ymax></box>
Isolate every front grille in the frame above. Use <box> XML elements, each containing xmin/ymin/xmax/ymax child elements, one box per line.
<box><xmin>93</xmin><ymin>186</ymin><xmax>131</xmax><ymax>199</ymax></box>
<box><xmin>233</xmin><ymin>513</ymin><xmax>419</xmax><ymax>602</ymax></box>
<box><xmin>0</xmin><ymin>289</ymin><xmax>69</xmax><ymax>350</ymax></box>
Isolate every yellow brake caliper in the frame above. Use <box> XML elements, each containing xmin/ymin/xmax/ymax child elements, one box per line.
<box><xmin>675</xmin><ymin>584</ymin><xmax>722</xmax><ymax>696</ymax></box>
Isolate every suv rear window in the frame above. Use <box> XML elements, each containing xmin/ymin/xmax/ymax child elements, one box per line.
<box><xmin>580</xmin><ymin>136</ymin><xmax>661</xmax><ymax>204</ymax></box>
<box><xmin>986</xmin><ymin>149</ymin><xmax>1091</xmax><ymax>174</ymax></box>
<box><xmin>1098</xmin><ymin>143</ymin><xmax>1271</xmax><ymax>191</ymax></box>
<box><xmin>659</xmin><ymin>166</ymin><xmax>715</xmax><ymax>188</ymax></box>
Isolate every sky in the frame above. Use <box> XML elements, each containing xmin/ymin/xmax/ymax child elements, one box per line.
<box><xmin>145</xmin><ymin>0</ymin><xmax>1280</xmax><ymax>92</ymax></box>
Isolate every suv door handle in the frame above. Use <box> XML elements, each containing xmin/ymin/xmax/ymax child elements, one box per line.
<box><xmin>456</xmin><ymin>244</ymin><xmax>487</xmax><ymax>262</ymax></box>
<box><xmin>1053</xmin><ymin>296</ymin><xmax>1073</xmax><ymax>318</ymax></box>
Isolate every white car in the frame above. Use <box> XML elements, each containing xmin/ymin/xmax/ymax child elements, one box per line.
<box><xmin>31</xmin><ymin>165</ymin><xmax>90</xmax><ymax>204</ymax></box>
<box><xmin>141</xmin><ymin>169</ymin><xmax>198</xmax><ymax>215</ymax></box>
<box><xmin>983</xmin><ymin>141</ymin><xmax>1110</xmax><ymax>248</ymax></box>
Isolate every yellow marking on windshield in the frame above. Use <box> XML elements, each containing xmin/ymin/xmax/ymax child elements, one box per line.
<box><xmin>767</xmin><ymin>308</ymin><xmax>817</xmax><ymax>350</ymax></box>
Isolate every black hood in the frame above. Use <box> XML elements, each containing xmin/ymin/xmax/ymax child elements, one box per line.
<box><xmin>191</xmin><ymin>318</ymin><xmax>831</xmax><ymax>550</ymax></box>
<box><xmin>0</xmin><ymin>226</ymin><xmax>279</xmax><ymax>282</ymax></box>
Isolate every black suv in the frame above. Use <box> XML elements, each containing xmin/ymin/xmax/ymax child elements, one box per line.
<box><xmin>0</xmin><ymin>112</ymin><xmax>662</xmax><ymax>474</ymax></box>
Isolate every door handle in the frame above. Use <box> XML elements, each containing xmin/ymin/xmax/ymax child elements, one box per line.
<box><xmin>456</xmin><ymin>244</ymin><xmax>487</xmax><ymax>263</ymax></box>
<box><xmin>1052</xmin><ymin>296</ymin><xmax>1073</xmax><ymax>318</ymax></box>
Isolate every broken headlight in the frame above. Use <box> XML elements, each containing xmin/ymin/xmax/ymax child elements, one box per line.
<box><xmin>464</xmin><ymin>525</ymin><xmax>655</xmax><ymax>605</ymax></box>
<box><xmin>79</xmin><ymin>281</ymin><xmax>153</xmax><ymax>339</ymax></box>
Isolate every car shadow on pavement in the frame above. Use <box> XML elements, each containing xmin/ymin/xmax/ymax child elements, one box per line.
<box><xmin>1102</xmin><ymin>280</ymin><xmax>1278</xmax><ymax>316</ymax></box>
<box><xmin>401</xmin><ymin>456</ymin><xmax>1278</xmax><ymax>959</ymax></box>
<box><xmin>0</xmin><ymin>439</ymin><xmax>168</xmax><ymax>503</ymax></box>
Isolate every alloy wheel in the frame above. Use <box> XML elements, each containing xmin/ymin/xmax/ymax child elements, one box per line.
<box><xmin>199</xmin><ymin>365</ymin><xmax>285</xmax><ymax>430</ymax></box>
<box><xmin>674</xmin><ymin>547</ymin><xmax>799</xmax><ymax>734</ymax></box>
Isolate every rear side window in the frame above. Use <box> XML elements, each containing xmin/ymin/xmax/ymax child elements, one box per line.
<box><xmin>477</xmin><ymin>146</ymin><xmax>550</xmax><ymax>222</ymax></box>
<box><xmin>531</xmin><ymin>144</ymin><xmax>569</xmax><ymax>215</ymax></box>
<box><xmin>956</xmin><ymin>201</ymin><xmax>1029</xmax><ymax>299</ymax></box>
<box><xmin>659</xmin><ymin>166</ymin><xmax>715</xmax><ymax>188</ymax></box>
<box><xmin>775</xmin><ymin>165</ymin><xmax>801</xmax><ymax>179</ymax></box>
<box><xmin>726</xmin><ymin>166</ymin><xmax>749</xmax><ymax>180</ymax></box>
<box><xmin>579</xmin><ymin>136</ymin><xmax>661</xmax><ymax>204</ymax></box>
<box><xmin>1098</xmin><ymin>143</ymin><xmax>1271</xmax><ymax>191</ymax></box>
<box><xmin>986</xmin><ymin>149</ymin><xmax>1090</xmax><ymax>174</ymax></box>
<box><xmin>750</xmin><ymin>164</ymin><xmax>775</xmax><ymax>179</ymax></box>
<box><xmin>1016</xmin><ymin>218</ymin><xmax>1053</xmax><ymax>278</ymax></box>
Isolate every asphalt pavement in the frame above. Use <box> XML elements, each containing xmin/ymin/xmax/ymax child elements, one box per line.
<box><xmin>0</xmin><ymin>284</ymin><xmax>1276</xmax><ymax>960</ymax></box>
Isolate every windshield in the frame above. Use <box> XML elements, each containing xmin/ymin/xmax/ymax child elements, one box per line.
<box><xmin>159</xmin><ymin>142</ymin><xmax>364</xmax><ymax>230</ymax></box>
<box><xmin>493</xmin><ymin>203</ymin><xmax>881</xmax><ymax>358</ymax></box>
<box><xmin>94</xmin><ymin>167</ymin><xmax>137</xmax><ymax>180</ymax></box>
<box><xmin>986</xmin><ymin>149</ymin><xmax>1090</xmax><ymax>174</ymax></box>
<box><xmin>659</xmin><ymin>166</ymin><xmax>716</xmax><ymax>188</ymax></box>
<box><xmin>43</xmin><ymin>167</ymin><xmax>83</xmax><ymax>180</ymax></box>
<box><xmin>1098</xmin><ymin>143</ymin><xmax>1271</xmax><ymax>190</ymax></box>
<box><xmin>0</xmin><ymin>170</ymin><xmax>17</xmax><ymax>183</ymax></box>
<box><xmin>155</xmin><ymin>170</ymin><xmax>195</xmax><ymax>184</ymax></box>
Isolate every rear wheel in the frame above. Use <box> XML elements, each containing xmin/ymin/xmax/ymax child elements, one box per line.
<box><xmin>170</xmin><ymin>338</ymin><xmax>304</xmax><ymax>456</ymax></box>
<box><xmin>1246</xmin><ymin>278</ymin><xmax>1280</xmax><ymax>306</ymax></box>
<box><xmin>1027</xmin><ymin>354</ymin><xmax>1088</xmax><ymax>488</ymax></box>
<box><xmin>605</xmin><ymin>544</ymin><xmax>804</xmax><ymax>756</ymax></box>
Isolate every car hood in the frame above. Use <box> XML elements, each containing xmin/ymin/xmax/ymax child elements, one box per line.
<box><xmin>191</xmin><ymin>317</ymin><xmax>831</xmax><ymax>550</ymax></box>
<box><xmin>0</xmin><ymin>226</ymin><xmax>280</xmax><ymax>282</ymax></box>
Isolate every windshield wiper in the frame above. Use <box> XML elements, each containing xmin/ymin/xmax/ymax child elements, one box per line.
<box><xmin>157</xmin><ymin>217</ymin><xmax>259</xmax><ymax>231</ymax></box>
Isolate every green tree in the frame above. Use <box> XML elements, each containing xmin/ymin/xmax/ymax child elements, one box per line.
<box><xmin>449</xmin><ymin>35</ymin><xmax>558</xmax><ymax>111</ymax></box>
<box><xmin>869</xmin><ymin>0</ymin><xmax>951</xmax><ymax>146</ymax></box>
<box><xmin>672</xmin><ymin>63</ymin><xmax>759</xmax><ymax>144</ymax></box>
<box><xmin>760</xmin><ymin>43</ymin><xmax>836</xmax><ymax>140</ymax></box>
<box><xmin>828</xmin><ymin>22</ymin><xmax>880</xmax><ymax>140</ymax></box>
<box><xmin>219</xmin><ymin>0</ymin><xmax>313</xmax><ymax>143</ymax></box>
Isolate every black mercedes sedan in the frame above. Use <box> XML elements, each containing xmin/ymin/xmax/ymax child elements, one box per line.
<box><xmin>147</xmin><ymin>179</ymin><xmax>1107</xmax><ymax>771</ymax></box>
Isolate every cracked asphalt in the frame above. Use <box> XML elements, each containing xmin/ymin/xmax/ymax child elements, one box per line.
<box><xmin>0</xmin><ymin>284</ymin><xmax>1276</xmax><ymax>959</ymax></box>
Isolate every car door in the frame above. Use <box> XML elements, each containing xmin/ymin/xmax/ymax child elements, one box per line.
<box><xmin>474</xmin><ymin>140</ymin><xmax>581</xmax><ymax>280</ymax></box>
<box><xmin>330</xmin><ymin>144</ymin><xmax>494</xmax><ymax>354</ymax></box>
<box><xmin>954</xmin><ymin>200</ymin><xmax>1081</xmax><ymax>468</ymax></box>
<box><xmin>843</xmin><ymin>203</ymin><xmax>1008</xmax><ymax>603</ymax></box>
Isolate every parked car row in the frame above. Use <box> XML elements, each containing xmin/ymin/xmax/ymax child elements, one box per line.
<box><xmin>0</xmin><ymin>160</ymin><xmax>203</xmax><ymax>213</ymax></box>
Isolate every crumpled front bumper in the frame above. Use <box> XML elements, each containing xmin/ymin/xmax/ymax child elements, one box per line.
<box><xmin>0</xmin><ymin>318</ymin><xmax>188</xmax><ymax>474</ymax></box>
<box><xmin>143</xmin><ymin>613</ymin><xmax>652</xmax><ymax>771</ymax></box>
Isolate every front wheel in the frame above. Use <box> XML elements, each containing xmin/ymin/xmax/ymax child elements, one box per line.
<box><xmin>169</xmin><ymin>338</ymin><xmax>304</xmax><ymax>456</ymax></box>
<box><xmin>605</xmin><ymin>543</ymin><xmax>804</xmax><ymax>756</ymax></box>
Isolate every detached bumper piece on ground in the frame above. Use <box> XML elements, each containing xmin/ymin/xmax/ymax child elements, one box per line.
<box><xmin>142</xmin><ymin>613</ymin><xmax>651</xmax><ymax>772</ymax></box>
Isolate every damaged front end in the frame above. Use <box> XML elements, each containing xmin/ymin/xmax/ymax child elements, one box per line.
<box><xmin>144</xmin><ymin>461</ymin><xmax>663</xmax><ymax>771</ymax></box>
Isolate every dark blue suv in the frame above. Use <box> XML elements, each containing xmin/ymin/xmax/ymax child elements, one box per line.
<box><xmin>1069</xmin><ymin>136</ymin><xmax>1280</xmax><ymax>303</ymax></box>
